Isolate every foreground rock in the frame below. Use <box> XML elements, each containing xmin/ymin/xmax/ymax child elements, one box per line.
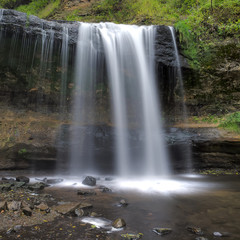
<box><xmin>153</xmin><ymin>228</ymin><xmax>172</xmax><ymax>236</ymax></box>
<box><xmin>82</xmin><ymin>176</ymin><xmax>96</xmax><ymax>186</ymax></box>
<box><xmin>52</xmin><ymin>202</ymin><xmax>93</xmax><ymax>216</ymax></box>
<box><xmin>16</xmin><ymin>176</ymin><xmax>29</xmax><ymax>183</ymax></box>
<box><xmin>112</xmin><ymin>218</ymin><xmax>126</xmax><ymax>228</ymax></box>
<box><xmin>187</xmin><ymin>226</ymin><xmax>204</xmax><ymax>235</ymax></box>
<box><xmin>121</xmin><ymin>233</ymin><xmax>143</xmax><ymax>239</ymax></box>
<box><xmin>77</xmin><ymin>190</ymin><xmax>96</xmax><ymax>196</ymax></box>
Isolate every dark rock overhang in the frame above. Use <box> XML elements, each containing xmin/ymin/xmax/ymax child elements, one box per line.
<box><xmin>0</xmin><ymin>9</ymin><xmax>188</xmax><ymax>68</ymax></box>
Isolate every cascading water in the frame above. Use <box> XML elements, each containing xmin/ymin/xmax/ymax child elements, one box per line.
<box><xmin>60</xmin><ymin>26</ymin><xmax>69</xmax><ymax>116</ymax></box>
<box><xmin>0</xmin><ymin>9</ymin><xmax>3</xmax><ymax>21</ymax></box>
<box><xmin>69</xmin><ymin>23</ymin><xmax>100</xmax><ymax>174</ymax></box>
<box><xmin>169</xmin><ymin>26</ymin><xmax>187</xmax><ymax>120</ymax></box>
<box><xmin>70</xmin><ymin>22</ymin><xmax>170</xmax><ymax>177</ymax></box>
<box><xmin>169</xmin><ymin>26</ymin><xmax>192</xmax><ymax>170</ymax></box>
<box><xmin>99</xmin><ymin>23</ymin><xmax>169</xmax><ymax>176</ymax></box>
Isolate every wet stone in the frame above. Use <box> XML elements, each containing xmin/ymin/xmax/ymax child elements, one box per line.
<box><xmin>90</xmin><ymin>211</ymin><xmax>99</xmax><ymax>217</ymax></box>
<box><xmin>6</xmin><ymin>228</ymin><xmax>14</xmax><ymax>234</ymax></box>
<box><xmin>187</xmin><ymin>226</ymin><xmax>204</xmax><ymax>235</ymax></box>
<box><xmin>22</xmin><ymin>206</ymin><xmax>32</xmax><ymax>216</ymax></box>
<box><xmin>112</xmin><ymin>218</ymin><xmax>126</xmax><ymax>228</ymax></box>
<box><xmin>12</xmin><ymin>181</ymin><xmax>26</xmax><ymax>189</ymax></box>
<box><xmin>121</xmin><ymin>233</ymin><xmax>143</xmax><ymax>239</ymax></box>
<box><xmin>13</xmin><ymin>225</ymin><xmax>22</xmax><ymax>232</ymax></box>
<box><xmin>45</xmin><ymin>178</ymin><xmax>64</xmax><ymax>184</ymax></box>
<box><xmin>36</xmin><ymin>202</ymin><xmax>49</xmax><ymax>211</ymax></box>
<box><xmin>213</xmin><ymin>232</ymin><xmax>230</xmax><ymax>237</ymax></box>
<box><xmin>28</xmin><ymin>182</ymin><xmax>48</xmax><ymax>191</ymax></box>
<box><xmin>7</xmin><ymin>201</ymin><xmax>21</xmax><ymax>211</ymax></box>
<box><xmin>82</xmin><ymin>176</ymin><xmax>96</xmax><ymax>186</ymax></box>
<box><xmin>52</xmin><ymin>202</ymin><xmax>92</xmax><ymax>215</ymax></box>
<box><xmin>0</xmin><ymin>182</ymin><xmax>13</xmax><ymax>192</ymax></box>
<box><xmin>77</xmin><ymin>190</ymin><xmax>96</xmax><ymax>196</ymax></box>
<box><xmin>153</xmin><ymin>228</ymin><xmax>172</xmax><ymax>236</ymax></box>
<box><xmin>105</xmin><ymin>177</ymin><xmax>114</xmax><ymax>181</ymax></box>
<box><xmin>119</xmin><ymin>199</ymin><xmax>128</xmax><ymax>207</ymax></box>
<box><xmin>0</xmin><ymin>201</ymin><xmax>7</xmax><ymax>211</ymax></box>
<box><xmin>2</xmin><ymin>177</ymin><xmax>15</xmax><ymax>181</ymax></box>
<box><xmin>16</xmin><ymin>176</ymin><xmax>30</xmax><ymax>183</ymax></box>
<box><xmin>99</xmin><ymin>186</ymin><xmax>112</xmax><ymax>193</ymax></box>
<box><xmin>75</xmin><ymin>208</ymin><xmax>85</xmax><ymax>217</ymax></box>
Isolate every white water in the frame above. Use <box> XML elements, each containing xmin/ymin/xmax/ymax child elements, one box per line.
<box><xmin>60</xmin><ymin>26</ymin><xmax>69</xmax><ymax>115</ymax></box>
<box><xmin>99</xmin><ymin>23</ymin><xmax>169</xmax><ymax>176</ymax></box>
<box><xmin>70</xmin><ymin>22</ymin><xmax>170</xmax><ymax>177</ymax></box>
<box><xmin>169</xmin><ymin>26</ymin><xmax>192</xmax><ymax>170</ymax></box>
<box><xmin>169</xmin><ymin>26</ymin><xmax>187</xmax><ymax>119</ymax></box>
<box><xmin>0</xmin><ymin>9</ymin><xmax>4</xmax><ymax>22</ymax></box>
<box><xmin>70</xmin><ymin>23</ymin><xmax>99</xmax><ymax>174</ymax></box>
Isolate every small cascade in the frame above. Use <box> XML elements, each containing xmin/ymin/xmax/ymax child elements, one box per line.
<box><xmin>169</xmin><ymin>26</ymin><xmax>187</xmax><ymax>120</ymax></box>
<box><xmin>0</xmin><ymin>10</ymin><xmax>5</xmax><ymax>45</ymax></box>
<box><xmin>0</xmin><ymin>9</ymin><xmax>4</xmax><ymax>21</ymax></box>
<box><xmin>39</xmin><ymin>28</ymin><xmax>55</xmax><ymax>79</ymax></box>
<box><xmin>169</xmin><ymin>26</ymin><xmax>192</xmax><ymax>170</ymax></box>
<box><xmin>60</xmin><ymin>26</ymin><xmax>69</xmax><ymax>116</ymax></box>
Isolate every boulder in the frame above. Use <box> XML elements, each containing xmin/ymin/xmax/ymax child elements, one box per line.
<box><xmin>36</xmin><ymin>202</ymin><xmax>49</xmax><ymax>212</ymax></box>
<box><xmin>22</xmin><ymin>206</ymin><xmax>32</xmax><ymax>216</ymax></box>
<box><xmin>16</xmin><ymin>176</ymin><xmax>30</xmax><ymax>183</ymax></box>
<box><xmin>52</xmin><ymin>202</ymin><xmax>92</xmax><ymax>216</ymax></box>
<box><xmin>77</xmin><ymin>190</ymin><xmax>96</xmax><ymax>196</ymax></box>
<box><xmin>7</xmin><ymin>201</ymin><xmax>21</xmax><ymax>211</ymax></box>
<box><xmin>0</xmin><ymin>201</ymin><xmax>7</xmax><ymax>211</ymax></box>
<box><xmin>82</xmin><ymin>176</ymin><xmax>96</xmax><ymax>186</ymax></box>
<box><xmin>28</xmin><ymin>182</ymin><xmax>48</xmax><ymax>191</ymax></box>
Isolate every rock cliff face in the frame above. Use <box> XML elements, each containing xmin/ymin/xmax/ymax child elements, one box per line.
<box><xmin>0</xmin><ymin>10</ymin><xmax>239</xmax><ymax>171</ymax></box>
<box><xmin>0</xmin><ymin>10</ymin><xmax>183</xmax><ymax>113</ymax></box>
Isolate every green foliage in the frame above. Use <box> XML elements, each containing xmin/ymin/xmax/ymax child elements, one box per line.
<box><xmin>18</xmin><ymin>148</ymin><xmax>27</xmax><ymax>155</ymax></box>
<box><xmin>0</xmin><ymin>0</ymin><xmax>31</xmax><ymax>9</ymax></box>
<box><xmin>16</xmin><ymin>0</ymin><xmax>60</xmax><ymax>18</ymax></box>
<box><xmin>175</xmin><ymin>0</ymin><xmax>240</xmax><ymax>67</ymax></box>
<box><xmin>219</xmin><ymin>112</ymin><xmax>240</xmax><ymax>133</ymax></box>
<box><xmin>192</xmin><ymin>115</ymin><xmax>221</xmax><ymax>124</ymax></box>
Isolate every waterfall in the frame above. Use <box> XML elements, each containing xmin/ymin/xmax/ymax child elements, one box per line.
<box><xmin>60</xmin><ymin>26</ymin><xmax>69</xmax><ymax>116</ymax></box>
<box><xmin>69</xmin><ymin>23</ymin><xmax>100</xmax><ymax>174</ymax></box>
<box><xmin>169</xmin><ymin>26</ymin><xmax>187</xmax><ymax>120</ymax></box>
<box><xmin>70</xmin><ymin>22</ymin><xmax>170</xmax><ymax>177</ymax></box>
<box><xmin>169</xmin><ymin>26</ymin><xmax>192</xmax><ymax>171</ymax></box>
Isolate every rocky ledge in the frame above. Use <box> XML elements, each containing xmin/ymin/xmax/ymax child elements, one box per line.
<box><xmin>0</xmin><ymin>9</ymin><xmax>186</xmax><ymax>68</ymax></box>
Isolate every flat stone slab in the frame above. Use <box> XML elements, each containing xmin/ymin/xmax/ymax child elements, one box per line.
<box><xmin>52</xmin><ymin>202</ymin><xmax>92</xmax><ymax>215</ymax></box>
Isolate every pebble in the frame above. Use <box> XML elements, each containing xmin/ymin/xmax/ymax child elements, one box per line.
<box><xmin>153</xmin><ymin>228</ymin><xmax>172</xmax><ymax>236</ymax></box>
<box><xmin>187</xmin><ymin>226</ymin><xmax>204</xmax><ymax>235</ymax></box>
<box><xmin>112</xmin><ymin>218</ymin><xmax>126</xmax><ymax>228</ymax></box>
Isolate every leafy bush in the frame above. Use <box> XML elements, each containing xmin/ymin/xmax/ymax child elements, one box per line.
<box><xmin>0</xmin><ymin>0</ymin><xmax>31</xmax><ymax>9</ymax></box>
<box><xmin>175</xmin><ymin>0</ymin><xmax>240</xmax><ymax>67</ymax></box>
<box><xmin>219</xmin><ymin>112</ymin><xmax>240</xmax><ymax>133</ymax></box>
<box><xmin>16</xmin><ymin>0</ymin><xmax>60</xmax><ymax>18</ymax></box>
